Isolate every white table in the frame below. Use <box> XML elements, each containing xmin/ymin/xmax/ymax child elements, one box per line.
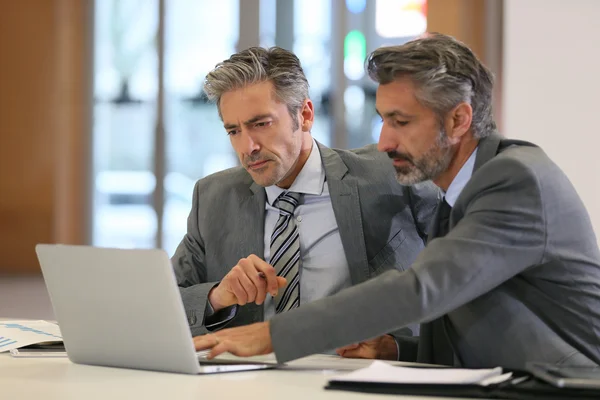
<box><xmin>0</xmin><ymin>353</ymin><xmax>482</xmax><ymax>400</ymax></box>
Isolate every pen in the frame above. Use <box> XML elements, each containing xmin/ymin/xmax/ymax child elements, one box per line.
<box><xmin>258</xmin><ymin>272</ymin><xmax>278</xmax><ymax>297</ymax></box>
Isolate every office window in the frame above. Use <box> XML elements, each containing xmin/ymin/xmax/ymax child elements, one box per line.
<box><xmin>92</xmin><ymin>0</ymin><xmax>159</xmax><ymax>249</ymax></box>
<box><xmin>92</xmin><ymin>0</ymin><xmax>239</xmax><ymax>254</ymax></box>
<box><xmin>162</xmin><ymin>0</ymin><xmax>239</xmax><ymax>254</ymax></box>
<box><xmin>294</xmin><ymin>0</ymin><xmax>332</xmax><ymax>146</ymax></box>
<box><xmin>364</xmin><ymin>0</ymin><xmax>428</xmax><ymax>145</ymax></box>
<box><xmin>376</xmin><ymin>0</ymin><xmax>427</xmax><ymax>39</ymax></box>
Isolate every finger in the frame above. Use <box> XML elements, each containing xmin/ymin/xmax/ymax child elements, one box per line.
<box><xmin>238</xmin><ymin>258</ymin><xmax>267</xmax><ymax>303</ymax></box>
<box><xmin>276</xmin><ymin>276</ymin><xmax>288</xmax><ymax>289</ymax></box>
<box><xmin>193</xmin><ymin>334</ymin><xmax>220</xmax><ymax>351</ymax></box>
<box><xmin>342</xmin><ymin>346</ymin><xmax>377</xmax><ymax>359</ymax></box>
<box><xmin>238</xmin><ymin>270</ymin><xmax>258</xmax><ymax>303</ymax></box>
<box><xmin>337</xmin><ymin>343</ymin><xmax>360</xmax><ymax>352</ymax></box>
<box><xmin>254</xmin><ymin>274</ymin><xmax>268</xmax><ymax>305</ymax></box>
<box><xmin>248</xmin><ymin>255</ymin><xmax>279</xmax><ymax>296</ymax></box>
<box><xmin>338</xmin><ymin>348</ymin><xmax>367</xmax><ymax>359</ymax></box>
<box><xmin>229</xmin><ymin>277</ymin><xmax>248</xmax><ymax>305</ymax></box>
<box><xmin>208</xmin><ymin>339</ymin><xmax>261</xmax><ymax>359</ymax></box>
<box><xmin>207</xmin><ymin>341</ymin><xmax>230</xmax><ymax>359</ymax></box>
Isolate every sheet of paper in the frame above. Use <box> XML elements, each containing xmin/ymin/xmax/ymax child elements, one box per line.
<box><xmin>10</xmin><ymin>348</ymin><xmax>68</xmax><ymax>358</ymax></box>
<box><xmin>212</xmin><ymin>353</ymin><xmax>372</xmax><ymax>370</ymax></box>
<box><xmin>330</xmin><ymin>360</ymin><xmax>507</xmax><ymax>385</ymax></box>
<box><xmin>0</xmin><ymin>320</ymin><xmax>63</xmax><ymax>353</ymax></box>
<box><xmin>209</xmin><ymin>353</ymin><xmax>438</xmax><ymax>371</ymax></box>
<box><xmin>285</xmin><ymin>354</ymin><xmax>381</xmax><ymax>370</ymax></box>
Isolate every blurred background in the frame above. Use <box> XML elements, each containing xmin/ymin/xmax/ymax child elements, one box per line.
<box><xmin>1</xmin><ymin>0</ymin><xmax>599</xmax><ymax>318</ymax></box>
<box><xmin>89</xmin><ymin>0</ymin><xmax>431</xmax><ymax>255</ymax></box>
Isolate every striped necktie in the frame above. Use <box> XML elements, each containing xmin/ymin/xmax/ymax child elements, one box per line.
<box><xmin>270</xmin><ymin>191</ymin><xmax>301</xmax><ymax>313</ymax></box>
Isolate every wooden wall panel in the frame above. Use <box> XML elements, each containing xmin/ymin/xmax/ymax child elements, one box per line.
<box><xmin>428</xmin><ymin>0</ymin><xmax>486</xmax><ymax>60</ymax></box>
<box><xmin>54</xmin><ymin>0</ymin><xmax>93</xmax><ymax>248</ymax></box>
<box><xmin>0</xmin><ymin>0</ymin><xmax>91</xmax><ymax>273</ymax></box>
<box><xmin>428</xmin><ymin>0</ymin><xmax>504</xmax><ymax>134</ymax></box>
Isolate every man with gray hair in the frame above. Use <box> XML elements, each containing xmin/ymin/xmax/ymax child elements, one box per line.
<box><xmin>171</xmin><ymin>46</ymin><xmax>438</xmax><ymax>359</ymax></box>
<box><xmin>193</xmin><ymin>34</ymin><xmax>600</xmax><ymax>369</ymax></box>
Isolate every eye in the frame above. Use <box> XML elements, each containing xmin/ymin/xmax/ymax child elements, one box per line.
<box><xmin>227</xmin><ymin>129</ymin><xmax>239</xmax><ymax>136</ymax></box>
<box><xmin>255</xmin><ymin>121</ymin><xmax>272</xmax><ymax>129</ymax></box>
<box><xmin>395</xmin><ymin>120</ymin><xmax>409</xmax><ymax>127</ymax></box>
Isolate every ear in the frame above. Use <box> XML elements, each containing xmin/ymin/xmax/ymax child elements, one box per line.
<box><xmin>445</xmin><ymin>102</ymin><xmax>473</xmax><ymax>144</ymax></box>
<box><xmin>300</xmin><ymin>99</ymin><xmax>315</xmax><ymax>132</ymax></box>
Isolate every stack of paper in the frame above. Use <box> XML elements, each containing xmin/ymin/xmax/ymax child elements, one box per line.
<box><xmin>330</xmin><ymin>360</ymin><xmax>513</xmax><ymax>386</ymax></box>
<box><xmin>0</xmin><ymin>320</ymin><xmax>63</xmax><ymax>353</ymax></box>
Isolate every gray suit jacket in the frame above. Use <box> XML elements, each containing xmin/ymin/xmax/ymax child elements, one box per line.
<box><xmin>171</xmin><ymin>142</ymin><xmax>439</xmax><ymax>336</ymax></box>
<box><xmin>269</xmin><ymin>134</ymin><xmax>600</xmax><ymax>369</ymax></box>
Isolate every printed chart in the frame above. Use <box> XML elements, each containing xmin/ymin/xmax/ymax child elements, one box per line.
<box><xmin>0</xmin><ymin>320</ymin><xmax>62</xmax><ymax>352</ymax></box>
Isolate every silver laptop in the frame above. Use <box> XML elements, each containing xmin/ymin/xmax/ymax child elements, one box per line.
<box><xmin>35</xmin><ymin>244</ymin><xmax>277</xmax><ymax>374</ymax></box>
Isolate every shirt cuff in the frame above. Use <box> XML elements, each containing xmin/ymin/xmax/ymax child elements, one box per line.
<box><xmin>392</xmin><ymin>335</ymin><xmax>401</xmax><ymax>361</ymax></box>
<box><xmin>205</xmin><ymin>299</ymin><xmax>216</xmax><ymax>317</ymax></box>
<box><xmin>204</xmin><ymin>303</ymin><xmax>238</xmax><ymax>330</ymax></box>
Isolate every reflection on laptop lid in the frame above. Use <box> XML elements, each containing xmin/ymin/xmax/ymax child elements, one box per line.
<box><xmin>35</xmin><ymin>244</ymin><xmax>276</xmax><ymax>374</ymax></box>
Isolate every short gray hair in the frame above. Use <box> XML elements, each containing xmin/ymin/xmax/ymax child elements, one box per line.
<box><xmin>203</xmin><ymin>47</ymin><xmax>309</xmax><ymax>129</ymax></box>
<box><xmin>367</xmin><ymin>33</ymin><xmax>496</xmax><ymax>138</ymax></box>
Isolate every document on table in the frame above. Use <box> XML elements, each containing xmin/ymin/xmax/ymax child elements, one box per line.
<box><xmin>210</xmin><ymin>352</ymin><xmax>368</xmax><ymax>369</ymax></box>
<box><xmin>210</xmin><ymin>352</ymin><xmax>437</xmax><ymax>371</ymax></box>
<box><xmin>0</xmin><ymin>320</ymin><xmax>63</xmax><ymax>353</ymax></box>
<box><xmin>329</xmin><ymin>360</ymin><xmax>513</xmax><ymax>386</ymax></box>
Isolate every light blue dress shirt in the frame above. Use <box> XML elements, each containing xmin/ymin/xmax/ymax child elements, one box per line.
<box><xmin>443</xmin><ymin>148</ymin><xmax>478</xmax><ymax>206</ymax></box>
<box><xmin>206</xmin><ymin>139</ymin><xmax>351</xmax><ymax>326</ymax></box>
<box><xmin>262</xmin><ymin>139</ymin><xmax>351</xmax><ymax>319</ymax></box>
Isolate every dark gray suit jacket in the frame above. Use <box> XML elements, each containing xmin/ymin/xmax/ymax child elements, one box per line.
<box><xmin>171</xmin><ymin>142</ymin><xmax>439</xmax><ymax>336</ymax></box>
<box><xmin>269</xmin><ymin>134</ymin><xmax>600</xmax><ymax>369</ymax></box>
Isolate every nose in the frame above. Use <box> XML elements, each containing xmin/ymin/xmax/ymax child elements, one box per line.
<box><xmin>239</xmin><ymin>130</ymin><xmax>260</xmax><ymax>155</ymax></box>
<box><xmin>377</xmin><ymin>124</ymin><xmax>396</xmax><ymax>153</ymax></box>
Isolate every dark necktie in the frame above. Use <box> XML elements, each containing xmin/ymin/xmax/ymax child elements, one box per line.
<box><xmin>437</xmin><ymin>198</ymin><xmax>452</xmax><ymax>237</ymax></box>
<box><xmin>431</xmin><ymin>197</ymin><xmax>456</xmax><ymax>365</ymax></box>
<box><xmin>270</xmin><ymin>192</ymin><xmax>302</xmax><ymax>313</ymax></box>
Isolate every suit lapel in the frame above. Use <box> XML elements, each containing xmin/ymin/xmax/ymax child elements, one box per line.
<box><xmin>317</xmin><ymin>142</ymin><xmax>370</xmax><ymax>284</ymax></box>
<box><xmin>233</xmin><ymin>179</ymin><xmax>267</xmax><ymax>322</ymax></box>
<box><xmin>236</xmin><ymin>180</ymin><xmax>266</xmax><ymax>260</ymax></box>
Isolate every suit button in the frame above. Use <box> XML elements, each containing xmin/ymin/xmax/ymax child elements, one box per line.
<box><xmin>296</xmin><ymin>216</ymin><xmax>303</xmax><ymax>222</ymax></box>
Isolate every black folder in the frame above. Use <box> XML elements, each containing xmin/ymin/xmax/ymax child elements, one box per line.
<box><xmin>325</xmin><ymin>370</ymin><xmax>600</xmax><ymax>400</ymax></box>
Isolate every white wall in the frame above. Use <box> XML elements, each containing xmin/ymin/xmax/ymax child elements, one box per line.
<box><xmin>503</xmin><ymin>0</ymin><xmax>600</xmax><ymax>244</ymax></box>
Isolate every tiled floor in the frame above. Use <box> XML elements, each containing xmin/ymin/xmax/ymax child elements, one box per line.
<box><xmin>0</xmin><ymin>275</ymin><xmax>54</xmax><ymax>320</ymax></box>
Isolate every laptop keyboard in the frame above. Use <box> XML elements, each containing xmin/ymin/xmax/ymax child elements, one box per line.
<box><xmin>196</xmin><ymin>350</ymin><xmax>211</xmax><ymax>360</ymax></box>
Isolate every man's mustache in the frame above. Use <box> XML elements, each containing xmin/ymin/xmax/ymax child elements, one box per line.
<box><xmin>244</xmin><ymin>153</ymin><xmax>272</xmax><ymax>167</ymax></box>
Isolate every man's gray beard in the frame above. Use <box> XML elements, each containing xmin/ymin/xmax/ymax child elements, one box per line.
<box><xmin>395</xmin><ymin>130</ymin><xmax>454</xmax><ymax>185</ymax></box>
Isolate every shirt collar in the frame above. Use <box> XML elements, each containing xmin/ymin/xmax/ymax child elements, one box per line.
<box><xmin>265</xmin><ymin>139</ymin><xmax>325</xmax><ymax>205</ymax></box>
<box><xmin>444</xmin><ymin>147</ymin><xmax>478</xmax><ymax>207</ymax></box>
